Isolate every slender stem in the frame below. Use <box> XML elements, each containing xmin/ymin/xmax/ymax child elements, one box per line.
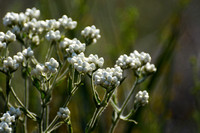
<box><xmin>45</xmin><ymin>42</ymin><xmax>54</xmax><ymax>62</ymax></box>
<box><xmin>88</xmin><ymin>108</ymin><xmax>98</xmax><ymax>130</ymax></box>
<box><xmin>24</xmin><ymin>75</ymin><xmax>29</xmax><ymax>133</ymax></box>
<box><xmin>55</xmin><ymin>44</ymin><xmax>63</xmax><ymax>65</ymax></box>
<box><xmin>86</xmin><ymin>89</ymin><xmax>115</xmax><ymax>133</ymax></box>
<box><xmin>67</xmin><ymin>119</ymin><xmax>73</xmax><ymax>133</ymax></box>
<box><xmin>109</xmin><ymin>78</ymin><xmax>138</xmax><ymax>133</ymax></box>
<box><xmin>45</xmin><ymin>105</ymin><xmax>49</xmax><ymax>130</ymax></box>
<box><xmin>45</xmin><ymin>81</ymin><xmax>82</xmax><ymax>132</ymax></box>
<box><xmin>45</xmin><ymin>116</ymin><xmax>59</xmax><ymax>133</ymax></box>
<box><xmin>110</xmin><ymin>99</ymin><xmax>120</xmax><ymax>112</ymax></box>
<box><xmin>120</xmin><ymin>78</ymin><xmax>138</xmax><ymax>111</ymax></box>
<box><xmin>56</xmin><ymin>67</ymin><xmax>69</xmax><ymax>83</ymax></box>
<box><xmin>47</xmin><ymin>122</ymin><xmax>63</xmax><ymax>133</ymax></box>
<box><xmin>39</xmin><ymin>100</ymin><xmax>45</xmax><ymax>133</ymax></box>
<box><xmin>10</xmin><ymin>84</ymin><xmax>37</xmax><ymax>121</ymax></box>
<box><xmin>5</xmin><ymin>74</ymin><xmax>11</xmax><ymax>111</ymax></box>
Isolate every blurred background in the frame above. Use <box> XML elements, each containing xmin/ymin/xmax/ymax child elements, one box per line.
<box><xmin>0</xmin><ymin>0</ymin><xmax>200</xmax><ymax>132</ymax></box>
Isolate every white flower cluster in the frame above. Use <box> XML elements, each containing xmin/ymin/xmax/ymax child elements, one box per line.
<box><xmin>4</xmin><ymin>31</ymin><xmax>16</xmax><ymax>42</ymax></box>
<box><xmin>0</xmin><ymin>41</ymin><xmax>6</xmax><ymax>49</ymax></box>
<box><xmin>13</xmin><ymin>52</ymin><xmax>24</xmax><ymax>63</ymax></box>
<box><xmin>3</xmin><ymin>8</ymin><xmax>77</xmax><ymax>47</ymax></box>
<box><xmin>25</xmin><ymin>7</ymin><xmax>40</xmax><ymax>19</ymax></box>
<box><xmin>45</xmin><ymin>30</ymin><xmax>61</xmax><ymax>41</ymax></box>
<box><xmin>23</xmin><ymin>19</ymin><xmax>60</xmax><ymax>34</ymax></box>
<box><xmin>93</xmin><ymin>66</ymin><xmax>123</xmax><ymax>89</ymax></box>
<box><xmin>57</xmin><ymin>107</ymin><xmax>70</xmax><ymax>119</ymax></box>
<box><xmin>3</xmin><ymin>7</ymin><xmax>40</xmax><ymax>27</ymax></box>
<box><xmin>3</xmin><ymin>47</ymin><xmax>34</xmax><ymax>71</ymax></box>
<box><xmin>115</xmin><ymin>50</ymin><xmax>156</xmax><ymax>75</ymax></box>
<box><xmin>116</xmin><ymin>50</ymin><xmax>151</xmax><ymax>69</ymax></box>
<box><xmin>31</xmin><ymin>35</ymin><xmax>40</xmax><ymax>45</ymax></box>
<box><xmin>0</xmin><ymin>107</ymin><xmax>21</xmax><ymax>133</ymax></box>
<box><xmin>0</xmin><ymin>113</ymin><xmax>14</xmax><ymax>133</ymax></box>
<box><xmin>32</xmin><ymin>58</ymin><xmax>59</xmax><ymax>77</ymax></box>
<box><xmin>3</xmin><ymin>12</ymin><xmax>27</xmax><ymax>27</ymax></box>
<box><xmin>3</xmin><ymin>57</ymin><xmax>19</xmax><ymax>71</ymax></box>
<box><xmin>45</xmin><ymin>58</ymin><xmax>59</xmax><ymax>73</ymax></box>
<box><xmin>138</xmin><ymin>62</ymin><xmax>157</xmax><ymax>75</ymax></box>
<box><xmin>0</xmin><ymin>31</ymin><xmax>16</xmax><ymax>49</ymax></box>
<box><xmin>58</xmin><ymin>15</ymin><xmax>77</xmax><ymax>29</ymax></box>
<box><xmin>60</xmin><ymin>38</ymin><xmax>86</xmax><ymax>56</ymax></box>
<box><xmin>134</xmin><ymin>90</ymin><xmax>149</xmax><ymax>106</ymax></box>
<box><xmin>68</xmin><ymin>53</ymin><xmax>104</xmax><ymax>74</ymax></box>
<box><xmin>22</xmin><ymin>47</ymin><xmax>34</xmax><ymax>58</ymax></box>
<box><xmin>81</xmin><ymin>25</ymin><xmax>101</xmax><ymax>44</ymax></box>
<box><xmin>31</xmin><ymin>64</ymin><xmax>45</xmax><ymax>76</ymax></box>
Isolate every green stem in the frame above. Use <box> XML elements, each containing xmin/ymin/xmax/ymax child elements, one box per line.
<box><xmin>5</xmin><ymin>73</ymin><xmax>11</xmax><ymax>111</ymax></box>
<box><xmin>109</xmin><ymin>78</ymin><xmax>138</xmax><ymax>133</ymax></box>
<box><xmin>39</xmin><ymin>101</ymin><xmax>45</xmax><ymax>133</ymax></box>
<box><xmin>45</xmin><ymin>81</ymin><xmax>82</xmax><ymax>132</ymax></box>
<box><xmin>86</xmin><ymin>89</ymin><xmax>115</xmax><ymax>133</ymax></box>
<box><xmin>55</xmin><ymin>44</ymin><xmax>63</xmax><ymax>65</ymax></box>
<box><xmin>67</xmin><ymin>119</ymin><xmax>73</xmax><ymax>133</ymax></box>
<box><xmin>45</xmin><ymin>42</ymin><xmax>54</xmax><ymax>62</ymax></box>
<box><xmin>10</xmin><ymin>84</ymin><xmax>37</xmax><ymax>121</ymax></box>
<box><xmin>45</xmin><ymin>105</ymin><xmax>49</xmax><ymax>130</ymax></box>
<box><xmin>24</xmin><ymin>75</ymin><xmax>29</xmax><ymax>133</ymax></box>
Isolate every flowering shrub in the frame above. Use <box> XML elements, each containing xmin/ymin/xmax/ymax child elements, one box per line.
<box><xmin>0</xmin><ymin>7</ymin><xmax>156</xmax><ymax>133</ymax></box>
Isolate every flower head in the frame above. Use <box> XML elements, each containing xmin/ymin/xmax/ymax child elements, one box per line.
<box><xmin>81</xmin><ymin>25</ymin><xmax>101</xmax><ymax>44</ymax></box>
<box><xmin>134</xmin><ymin>90</ymin><xmax>149</xmax><ymax>106</ymax></box>
<box><xmin>93</xmin><ymin>66</ymin><xmax>123</xmax><ymax>90</ymax></box>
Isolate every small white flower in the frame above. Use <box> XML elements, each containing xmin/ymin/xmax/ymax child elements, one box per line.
<box><xmin>138</xmin><ymin>62</ymin><xmax>157</xmax><ymax>75</ymax></box>
<box><xmin>18</xmin><ymin>12</ymin><xmax>27</xmax><ymax>24</ymax></box>
<box><xmin>59</xmin><ymin>37</ymin><xmax>72</xmax><ymax>49</ymax></box>
<box><xmin>46</xmin><ymin>19</ymin><xmax>60</xmax><ymax>30</ymax></box>
<box><xmin>0</xmin><ymin>42</ymin><xmax>6</xmax><ymax>49</ymax></box>
<box><xmin>45</xmin><ymin>30</ymin><xmax>61</xmax><ymax>41</ymax></box>
<box><xmin>57</xmin><ymin>107</ymin><xmax>70</xmax><ymax>119</ymax></box>
<box><xmin>0</xmin><ymin>112</ymin><xmax>15</xmax><ymax>126</ymax></box>
<box><xmin>3</xmin><ymin>57</ymin><xmax>19</xmax><ymax>71</ymax></box>
<box><xmin>45</xmin><ymin>58</ymin><xmax>59</xmax><ymax>73</ymax></box>
<box><xmin>134</xmin><ymin>90</ymin><xmax>149</xmax><ymax>106</ymax></box>
<box><xmin>5</xmin><ymin>31</ymin><xmax>16</xmax><ymax>42</ymax></box>
<box><xmin>32</xmin><ymin>35</ymin><xmax>40</xmax><ymax>45</ymax></box>
<box><xmin>0</xmin><ymin>122</ymin><xmax>12</xmax><ymax>133</ymax></box>
<box><xmin>64</xmin><ymin>38</ymin><xmax>86</xmax><ymax>55</ymax></box>
<box><xmin>0</xmin><ymin>32</ymin><xmax>5</xmax><ymax>41</ymax></box>
<box><xmin>31</xmin><ymin>64</ymin><xmax>46</xmax><ymax>77</ymax></box>
<box><xmin>3</xmin><ymin>12</ymin><xmax>19</xmax><ymax>26</ymax></box>
<box><xmin>59</xmin><ymin>15</ymin><xmax>77</xmax><ymax>30</ymax></box>
<box><xmin>116</xmin><ymin>50</ymin><xmax>153</xmax><ymax>70</ymax></box>
<box><xmin>23</xmin><ymin>18</ymin><xmax>37</xmax><ymax>32</ymax></box>
<box><xmin>25</xmin><ymin>7</ymin><xmax>40</xmax><ymax>19</ymax></box>
<box><xmin>81</xmin><ymin>25</ymin><xmax>101</xmax><ymax>44</ymax></box>
<box><xmin>93</xmin><ymin>66</ymin><xmax>123</xmax><ymax>89</ymax></box>
<box><xmin>13</xmin><ymin>52</ymin><xmax>24</xmax><ymax>63</ymax></box>
<box><xmin>22</xmin><ymin>47</ymin><xmax>34</xmax><ymax>58</ymax></box>
<box><xmin>68</xmin><ymin>52</ymin><xmax>104</xmax><ymax>74</ymax></box>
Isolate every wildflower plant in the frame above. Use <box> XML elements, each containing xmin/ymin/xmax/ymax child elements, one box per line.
<box><xmin>0</xmin><ymin>7</ymin><xmax>156</xmax><ymax>133</ymax></box>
